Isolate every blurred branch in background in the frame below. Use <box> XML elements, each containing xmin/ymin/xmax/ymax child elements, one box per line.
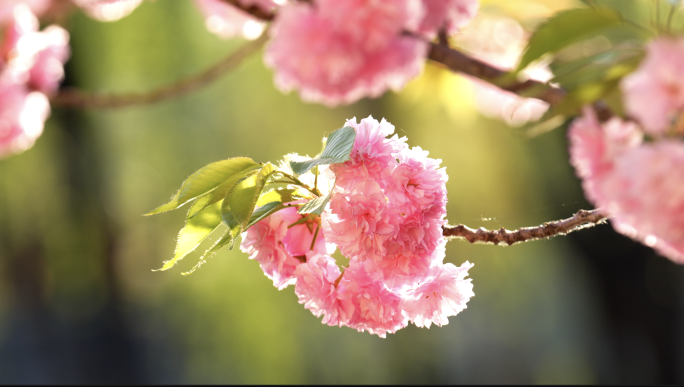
<box><xmin>51</xmin><ymin>30</ymin><xmax>269</xmax><ymax>109</ymax></box>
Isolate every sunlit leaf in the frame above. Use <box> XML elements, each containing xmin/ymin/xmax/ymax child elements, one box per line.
<box><xmin>181</xmin><ymin>228</ymin><xmax>235</xmax><ymax>276</ymax></box>
<box><xmin>256</xmin><ymin>188</ymin><xmax>311</xmax><ymax>207</ymax></box>
<box><xmin>155</xmin><ymin>195</ymin><xmax>222</xmax><ymax>271</ymax></box>
<box><xmin>245</xmin><ymin>201</ymin><xmax>287</xmax><ymax>231</ymax></box>
<box><xmin>298</xmin><ymin>192</ymin><xmax>331</xmax><ymax>216</ymax></box>
<box><xmin>146</xmin><ymin>157</ymin><xmax>259</xmax><ymax>215</ymax></box>
<box><xmin>224</xmin><ymin>162</ymin><xmax>274</xmax><ymax>229</ymax></box>
<box><xmin>551</xmin><ymin>46</ymin><xmax>644</xmax><ymax>89</ymax></box>
<box><xmin>517</xmin><ymin>7</ymin><xmax>623</xmax><ymax>72</ymax></box>
<box><xmin>221</xmin><ymin>210</ymin><xmax>242</xmax><ymax>250</ymax></box>
<box><xmin>290</xmin><ymin>126</ymin><xmax>356</xmax><ymax>175</ymax></box>
<box><xmin>188</xmin><ymin>167</ymin><xmax>261</xmax><ymax>218</ymax></box>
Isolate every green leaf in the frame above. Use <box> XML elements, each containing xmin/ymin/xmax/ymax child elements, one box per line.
<box><xmin>516</xmin><ymin>7</ymin><xmax>623</xmax><ymax>72</ymax></box>
<box><xmin>289</xmin><ymin>126</ymin><xmax>356</xmax><ymax>175</ymax></box>
<box><xmin>223</xmin><ymin>162</ymin><xmax>274</xmax><ymax>229</ymax></box>
<box><xmin>220</xmin><ymin>210</ymin><xmax>242</xmax><ymax>250</ymax></box>
<box><xmin>188</xmin><ymin>167</ymin><xmax>261</xmax><ymax>218</ymax></box>
<box><xmin>245</xmin><ymin>201</ymin><xmax>287</xmax><ymax>230</ymax></box>
<box><xmin>181</xmin><ymin>228</ymin><xmax>235</xmax><ymax>276</ymax></box>
<box><xmin>298</xmin><ymin>192</ymin><xmax>331</xmax><ymax>216</ymax></box>
<box><xmin>256</xmin><ymin>188</ymin><xmax>311</xmax><ymax>207</ymax></box>
<box><xmin>146</xmin><ymin>157</ymin><xmax>259</xmax><ymax>216</ymax></box>
<box><xmin>155</xmin><ymin>195</ymin><xmax>222</xmax><ymax>271</ymax></box>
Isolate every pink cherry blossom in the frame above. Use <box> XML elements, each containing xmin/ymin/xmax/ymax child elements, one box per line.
<box><xmin>265</xmin><ymin>0</ymin><xmax>427</xmax><ymax>106</ymax></box>
<box><xmin>336</xmin><ymin>262</ymin><xmax>408</xmax><ymax>337</ymax></box>
<box><xmin>621</xmin><ymin>37</ymin><xmax>684</xmax><ymax>135</ymax></box>
<box><xmin>324</xmin><ymin>180</ymin><xmax>398</xmax><ymax>262</ymax></box>
<box><xmin>0</xmin><ymin>5</ymin><xmax>69</xmax><ymax>158</ymax></box>
<box><xmin>331</xmin><ymin>116</ymin><xmax>407</xmax><ymax>190</ymax></box>
<box><xmin>386</xmin><ymin>146</ymin><xmax>447</xmax><ymax>215</ymax></box>
<box><xmin>0</xmin><ymin>0</ymin><xmax>51</xmax><ymax>24</ymax></box>
<box><xmin>0</xmin><ymin>86</ymin><xmax>50</xmax><ymax>158</ymax></box>
<box><xmin>27</xmin><ymin>26</ymin><xmax>70</xmax><ymax>94</ymax></box>
<box><xmin>568</xmin><ymin>107</ymin><xmax>642</xmax><ymax>206</ymax></box>
<box><xmin>293</xmin><ymin>252</ymin><xmax>352</xmax><ymax>326</ymax></box>
<box><xmin>193</xmin><ymin>0</ymin><xmax>281</xmax><ymax>40</ymax></box>
<box><xmin>415</xmin><ymin>0</ymin><xmax>478</xmax><ymax>38</ymax></box>
<box><xmin>72</xmin><ymin>0</ymin><xmax>144</xmax><ymax>22</ymax></box>
<box><xmin>240</xmin><ymin>205</ymin><xmax>331</xmax><ymax>289</ymax></box>
<box><xmin>607</xmin><ymin>142</ymin><xmax>684</xmax><ymax>263</ymax></box>
<box><xmin>402</xmin><ymin>261</ymin><xmax>474</xmax><ymax>328</ymax></box>
<box><xmin>455</xmin><ymin>15</ymin><xmax>550</xmax><ymax>126</ymax></box>
<box><xmin>569</xmin><ymin>108</ymin><xmax>684</xmax><ymax>263</ymax></box>
<box><xmin>1</xmin><ymin>4</ymin><xmax>70</xmax><ymax>93</ymax></box>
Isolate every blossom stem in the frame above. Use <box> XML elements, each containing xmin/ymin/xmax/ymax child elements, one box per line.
<box><xmin>50</xmin><ymin>31</ymin><xmax>269</xmax><ymax>109</ymax></box>
<box><xmin>277</xmin><ymin>171</ymin><xmax>320</xmax><ymax>196</ymax></box>
<box><xmin>442</xmin><ymin>209</ymin><xmax>609</xmax><ymax>246</ymax></box>
<box><xmin>309</xmin><ymin>223</ymin><xmax>320</xmax><ymax>251</ymax></box>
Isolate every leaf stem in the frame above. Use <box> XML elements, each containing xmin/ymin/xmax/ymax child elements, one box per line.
<box><xmin>278</xmin><ymin>171</ymin><xmax>321</xmax><ymax>196</ymax></box>
<box><xmin>309</xmin><ymin>222</ymin><xmax>320</xmax><ymax>251</ymax></box>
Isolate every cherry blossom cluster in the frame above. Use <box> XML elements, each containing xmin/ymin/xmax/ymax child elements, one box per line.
<box><xmin>240</xmin><ymin>117</ymin><xmax>474</xmax><ymax>337</ymax></box>
<box><xmin>0</xmin><ymin>4</ymin><xmax>69</xmax><ymax>158</ymax></box>
<box><xmin>569</xmin><ymin>37</ymin><xmax>684</xmax><ymax>264</ymax></box>
<box><xmin>265</xmin><ymin>0</ymin><xmax>478</xmax><ymax>106</ymax></box>
<box><xmin>178</xmin><ymin>0</ymin><xmax>481</xmax><ymax>106</ymax></box>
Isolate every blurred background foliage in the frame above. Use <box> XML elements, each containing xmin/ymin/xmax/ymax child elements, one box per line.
<box><xmin>1</xmin><ymin>0</ymin><xmax>683</xmax><ymax>383</ymax></box>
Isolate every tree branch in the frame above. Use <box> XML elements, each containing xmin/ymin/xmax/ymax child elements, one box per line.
<box><xmin>442</xmin><ymin>209</ymin><xmax>610</xmax><ymax>245</ymax></box>
<box><xmin>426</xmin><ymin>42</ymin><xmax>614</xmax><ymax>121</ymax></box>
<box><xmin>219</xmin><ymin>0</ymin><xmax>275</xmax><ymax>21</ymax></box>
<box><xmin>51</xmin><ymin>31</ymin><xmax>269</xmax><ymax>109</ymax></box>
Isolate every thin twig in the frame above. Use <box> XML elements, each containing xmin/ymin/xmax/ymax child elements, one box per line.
<box><xmin>426</xmin><ymin>42</ymin><xmax>614</xmax><ymax>121</ymax></box>
<box><xmin>442</xmin><ymin>209</ymin><xmax>609</xmax><ymax>245</ymax></box>
<box><xmin>51</xmin><ymin>31</ymin><xmax>269</xmax><ymax>109</ymax></box>
<box><xmin>219</xmin><ymin>0</ymin><xmax>275</xmax><ymax>21</ymax></box>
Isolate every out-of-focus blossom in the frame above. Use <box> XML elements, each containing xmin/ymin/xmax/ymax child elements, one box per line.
<box><xmin>0</xmin><ymin>0</ymin><xmax>51</xmax><ymax>24</ymax></box>
<box><xmin>193</xmin><ymin>0</ymin><xmax>283</xmax><ymax>40</ymax></box>
<box><xmin>455</xmin><ymin>15</ymin><xmax>550</xmax><ymax>126</ymax></box>
<box><xmin>265</xmin><ymin>0</ymin><xmax>427</xmax><ymax>106</ymax></box>
<box><xmin>569</xmin><ymin>107</ymin><xmax>684</xmax><ymax>264</ymax></box>
<box><xmin>622</xmin><ymin>37</ymin><xmax>684</xmax><ymax>135</ymax></box>
<box><xmin>27</xmin><ymin>26</ymin><xmax>70</xmax><ymax>93</ymax></box>
<box><xmin>0</xmin><ymin>86</ymin><xmax>49</xmax><ymax>158</ymax></box>
<box><xmin>416</xmin><ymin>0</ymin><xmax>478</xmax><ymax>38</ymax></box>
<box><xmin>0</xmin><ymin>5</ymin><xmax>69</xmax><ymax>158</ymax></box>
<box><xmin>72</xmin><ymin>0</ymin><xmax>144</xmax><ymax>22</ymax></box>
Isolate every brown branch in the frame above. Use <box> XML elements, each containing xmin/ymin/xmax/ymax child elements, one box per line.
<box><xmin>51</xmin><ymin>31</ymin><xmax>269</xmax><ymax>109</ymax></box>
<box><xmin>219</xmin><ymin>0</ymin><xmax>275</xmax><ymax>21</ymax></box>
<box><xmin>442</xmin><ymin>209</ymin><xmax>610</xmax><ymax>246</ymax></box>
<box><xmin>426</xmin><ymin>42</ymin><xmax>614</xmax><ymax>121</ymax></box>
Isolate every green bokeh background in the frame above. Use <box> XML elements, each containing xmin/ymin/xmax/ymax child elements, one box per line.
<box><xmin>1</xmin><ymin>0</ymin><xmax>682</xmax><ymax>383</ymax></box>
